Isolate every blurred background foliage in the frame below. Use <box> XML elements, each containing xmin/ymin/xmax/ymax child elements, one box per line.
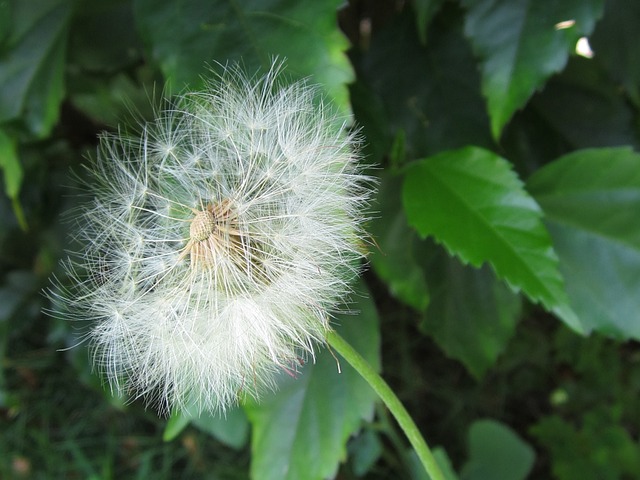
<box><xmin>1</xmin><ymin>0</ymin><xmax>639</xmax><ymax>478</ymax></box>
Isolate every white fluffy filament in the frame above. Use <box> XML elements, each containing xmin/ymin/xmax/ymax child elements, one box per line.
<box><xmin>49</xmin><ymin>63</ymin><xmax>371</xmax><ymax>414</ymax></box>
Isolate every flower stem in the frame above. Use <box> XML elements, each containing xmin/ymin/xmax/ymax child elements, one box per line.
<box><xmin>326</xmin><ymin>330</ymin><xmax>446</xmax><ymax>480</ymax></box>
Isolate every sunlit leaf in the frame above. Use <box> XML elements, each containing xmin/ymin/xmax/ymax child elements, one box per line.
<box><xmin>403</xmin><ymin>146</ymin><xmax>581</xmax><ymax>332</ymax></box>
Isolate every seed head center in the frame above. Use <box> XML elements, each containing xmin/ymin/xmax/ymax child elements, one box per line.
<box><xmin>190</xmin><ymin>209</ymin><xmax>216</xmax><ymax>242</ymax></box>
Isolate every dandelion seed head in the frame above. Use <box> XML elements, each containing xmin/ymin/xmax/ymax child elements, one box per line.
<box><xmin>48</xmin><ymin>62</ymin><xmax>372</xmax><ymax>415</ymax></box>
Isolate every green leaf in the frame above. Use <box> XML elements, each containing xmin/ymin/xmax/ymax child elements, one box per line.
<box><xmin>68</xmin><ymin>73</ymin><xmax>155</xmax><ymax>127</ymax></box>
<box><xmin>527</xmin><ymin>147</ymin><xmax>640</xmax><ymax>339</ymax></box>
<box><xmin>370</xmin><ymin>173</ymin><xmax>429</xmax><ymax>311</ymax></box>
<box><xmin>348</xmin><ymin>429</ymin><xmax>382</xmax><ymax>477</ymax></box>
<box><xmin>403</xmin><ymin>146</ymin><xmax>581</xmax><ymax>332</ymax></box>
<box><xmin>591</xmin><ymin>0</ymin><xmax>640</xmax><ymax>107</ymax></box>
<box><xmin>531</xmin><ymin>57</ymin><xmax>640</xmax><ymax>150</ymax></box>
<box><xmin>407</xmin><ymin>446</ymin><xmax>459</xmax><ymax>480</ymax></box>
<box><xmin>68</xmin><ymin>1</ymin><xmax>143</xmax><ymax>73</ymax></box>
<box><xmin>431</xmin><ymin>448</ymin><xmax>460</xmax><ymax>480</ymax></box>
<box><xmin>413</xmin><ymin>0</ymin><xmax>446</xmax><ymax>44</ymax></box>
<box><xmin>0</xmin><ymin>129</ymin><xmax>26</xmax><ymax>229</ymax></box>
<box><xmin>353</xmin><ymin>7</ymin><xmax>492</xmax><ymax>160</ymax></box>
<box><xmin>461</xmin><ymin>419</ymin><xmax>535</xmax><ymax>480</ymax></box>
<box><xmin>0</xmin><ymin>2</ymin><xmax>10</xmax><ymax>46</ymax></box>
<box><xmin>461</xmin><ymin>0</ymin><xmax>604</xmax><ymax>138</ymax></box>
<box><xmin>244</xmin><ymin>283</ymin><xmax>380</xmax><ymax>480</ymax></box>
<box><xmin>163</xmin><ymin>411</ymin><xmax>191</xmax><ymax>442</ymax></box>
<box><xmin>531</xmin><ymin>412</ymin><xmax>640</xmax><ymax>480</ymax></box>
<box><xmin>133</xmin><ymin>0</ymin><xmax>353</xmax><ymax>114</ymax></box>
<box><xmin>349</xmin><ymin>80</ymin><xmax>391</xmax><ymax>164</ymax></box>
<box><xmin>191</xmin><ymin>405</ymin><xmax>249</xmax><ymax>449</ymax></box>
<box><xmin>0</xmin><ymin>0</ymin><xmax>71</xmax><ymax>137</ymax></box>
<box><xmin>163</xmin><ymin>404</ymin><xmax>249</xmax><ymax>448</ymax></box>
<box><xmin>421</xmin><ymin>250</ymin><xmax>521</xmax><ymax>379</ymax></box>
<box><xmin>0</xmin><ymin>129</ymin><xmax>21</xmax><ymax>199</ymax></box>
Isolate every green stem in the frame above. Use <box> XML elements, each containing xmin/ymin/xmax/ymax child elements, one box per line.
<box><xmin>326</xmin><ymin>330</ymin><xmax>446</xmax><ymax>480</ymax></box>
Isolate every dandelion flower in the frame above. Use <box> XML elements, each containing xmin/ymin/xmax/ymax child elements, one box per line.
<box><xmin>50</xmin><ymin>64</ymin><xmax>371</xmax><ymax>414</ymax></box>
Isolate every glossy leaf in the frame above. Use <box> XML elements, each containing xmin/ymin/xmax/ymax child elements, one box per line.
<box><xmin>244</xmin><ymin>283</ymin><xmax>380</xmax><ymax>480</ymax></box>
<box><xmin>0</xmin><ymin>0</ymin><xmax>71</xmax><ymax>137</ymax></box>
<box><xmin>421</xmin><ymin>251</ymin><xmax>521</xmax><ymax>379</ymax></box>
<box><xmin>403</xmin><ymin>147</ymin><xmax>581</xmax><ymax>332</ymax></box>
<box><xmin>462</xmin><ymin>0</ymin><xmax>604</xmax><ymax>138</ymax></box>
<box><xmin>133</xmin><ymin>0</ymin><xmax>353</xmax><ymax>114</ymax></box>
<box><xmin>527</xmin><ymin>147</ymin><xmax>640</xmax><ymax>339</ymax></box>
<box><xmin>461</xmin><ymin>419</ymin><xmax>535</xmax><ymax>480</ymax></box>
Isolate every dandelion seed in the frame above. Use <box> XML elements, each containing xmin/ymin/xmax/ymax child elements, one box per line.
<box><xmin>48</xmin><ymin>63</ymin><xmax>372</xmax><ymax>414</ymax></box>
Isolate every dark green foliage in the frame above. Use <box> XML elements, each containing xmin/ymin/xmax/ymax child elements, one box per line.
<box><xmin>1</xmin><ymin>0</ymin><xmax>639</xmax><ymax>478</ymax></box>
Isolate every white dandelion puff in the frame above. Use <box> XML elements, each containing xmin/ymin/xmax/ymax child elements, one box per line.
<box><xmin>49</xmin><ymin>63</ymin><xmax>372</xmax><ymax>414</ymax></box>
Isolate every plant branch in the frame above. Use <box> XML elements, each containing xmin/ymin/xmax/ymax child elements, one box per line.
<box><xmin>326</xmin><ymin>330</ymin><xmax>446</xmax><ymax>480</ymax></box>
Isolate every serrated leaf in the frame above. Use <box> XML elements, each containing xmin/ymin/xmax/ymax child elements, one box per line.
<box><xmin>527</xmin><ymin>147</ymin><xmax>640</xmax><ymax>339</ymax></box>
<box><xmin>0</xmin><ymin>0</ymin><xmax>71</xmax><ymax>137</ymax></box>
<box><xmin>461</xmin><ymin>0</ymin><xmax>604</xmax><ymax>139</ymax></box>
<box><xmin>461</xmin><ymin>419</ymin><xmax>535</xmax><ymax>480</ymax></box>
<box><xmin>403</xmin><ymin>146</ymin><xmax>581</xmax><ymax>332</ymax></box>
<box><xmin>133</xmin><ymin>0</ymin><xmax>353</xmax><ymax>114</ymax></box>
<box><xmin>370</xmin><ymin>173</ymin><xmax>429</xmax><ymax>311</ymax></box>
<box><xmin>244</xmin><ymin>283</ymin><xmax>380</xmax><ymax>480</ymax></box>
<box><xmin>421</xmin><ymin>250</ymin><xmax>521</xmax><ymax>379</ymax></box>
